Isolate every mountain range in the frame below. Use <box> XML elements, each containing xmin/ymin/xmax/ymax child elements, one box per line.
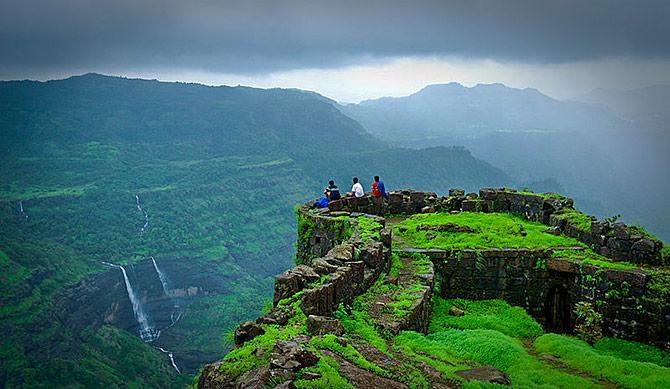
<box><xmin>340</xmin><ymin>82</ymin><xmax>670</xmax><ymax>242</ymax></box>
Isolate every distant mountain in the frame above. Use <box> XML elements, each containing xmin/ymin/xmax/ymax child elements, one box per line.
<box><xmin>341</xmin><ymin>82</ymin><xmax>623</xmax><ymax>141</ymax></box>
<box><xmin>0</xmin><ymin>74</ymin><xmax>508</xmax><ymax>388</ymax></box>
<box><xmin>574</xmin><ymin>84</ymin><xmax>670</xmax><ymax>132</ymax></box>
<box><xmin>337</xmin><ymin>83</ymin><xmax>670</xmax><ymax>242</ymax></box>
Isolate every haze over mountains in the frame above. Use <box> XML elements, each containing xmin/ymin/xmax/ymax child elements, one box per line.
<box><xmin>340</xmin><ymin>82</ymin><xmax>670</xmax><ymax>242</ymax></box>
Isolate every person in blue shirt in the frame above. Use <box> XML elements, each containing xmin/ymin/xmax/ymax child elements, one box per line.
<box><xmin>371</xmin><ymin>176</ymin><xmax>388</xmax><ymax>199</ymax></box>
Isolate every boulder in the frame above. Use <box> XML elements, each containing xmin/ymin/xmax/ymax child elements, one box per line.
<box><xmin>543</xmin><ymin>226</ymin><xmax>561</xmax><ymax>236</ymax></box>
<box><xmin>273</xmin><ymin>382</ymin><xmax>296</xmax><ymax>389</ymax></box>
<box><xmin>235</xmin><ymin>321</ymin><xmax>265</xmax><ymax>346</ymax></box>
<box><xmin>307</xmin><ymin>315</ymin><xmax>345</xmax><ymax>336</ymax></box>
<box><xmin>631</xmin><ymin>238</ymin><xmax>656</xmax><ymax>253</ymax></box>
<box><xmin>449</xmin><ymin>188</ymin><xmax>465</xmax><ymax>197</ymax></box>
<box><xmin>301</xmin><ymin>372</ymin><xmax>322</xmax><ymax>381</ymax></box>
<box><xmin>448</xmin><ymin>306</ymin><xmax>465</xmax><ymax>316</ymax></box>
<box><xmin>327</xmin><ymin>199</ymin><xmax>343</xmax><ymax>211</ymax></box>
<box><xmin>421</xmin><ymin>206</ymin><xmax>436</xmax><ymax>213</ymax></box>
<box><xmin>455</xmin><ymin>367</ymin><xmax>510</xmax><ymax>385</ymax></box>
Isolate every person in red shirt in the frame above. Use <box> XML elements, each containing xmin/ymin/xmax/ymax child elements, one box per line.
<box><xmin>371</xmin><ymin>176</ymin><xmax>387</xmax><ymax>198</ymax></box>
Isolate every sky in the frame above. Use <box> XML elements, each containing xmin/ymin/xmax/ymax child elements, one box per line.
<box><xmin>1</xmin><ymin>0</ymin><xmax>669</xmax><ymax>102</ymax></box>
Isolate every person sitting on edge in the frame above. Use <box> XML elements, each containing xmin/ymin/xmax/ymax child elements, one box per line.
<box><xmin>351</xmin><ymin>177</ymin><xmax>364</xmax><ymax>198</ymax></box>
<box><xmin>371</xmin><ymin>176</ymin><xmax>388</xmax><ymax>199</ymax></box>
<box><xmin>324</xmin><ymin>180</ymin><xmax>341</xmax><ymax>200</ymax></box>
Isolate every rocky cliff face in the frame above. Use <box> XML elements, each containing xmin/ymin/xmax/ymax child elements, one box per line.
<box><xmin>52</xmin><ymin>256</ymin><xmax>241</xmax><ymax>373</ymax></box>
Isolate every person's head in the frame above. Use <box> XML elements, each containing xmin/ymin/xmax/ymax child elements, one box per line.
<box><xmin>374</xmin><ymin>176</ymin><xmax>380</xmax><ymax>182</ymax></box>
<box><xmin>352</xmin><ymin>177</ymin><xmax>358</xmax><ymax>184</ymax></box>
<box><xmin>329</xmin><ymin>180</ymin><xmax>335</xmax><ymax>186</ymax></box>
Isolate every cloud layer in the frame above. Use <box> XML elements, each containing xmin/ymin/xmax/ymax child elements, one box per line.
<box><xmin>1</xmin><ymin>0</ymin><xmax>669</xmax><ymax>78</ymax></box>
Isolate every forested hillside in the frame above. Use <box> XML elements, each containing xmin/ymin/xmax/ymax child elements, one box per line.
<box><xmin>0</xmin><ymin>74</ymin><xmax>508</xmax><ymax>388</ymax></box>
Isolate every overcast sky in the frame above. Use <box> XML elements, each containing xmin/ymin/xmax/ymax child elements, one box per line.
<box><xmin>1</xmin><ymin>0</ymin><xmax>669</xmax><ymax>102</ymax></box>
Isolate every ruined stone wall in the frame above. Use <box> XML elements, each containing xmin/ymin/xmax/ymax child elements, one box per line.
<box><xmin>415</xmin><ymin>247</ymin><xmax>667</xmax><ymax>345</ymax></box>
<box><xmin>267</xmin><ymin>206</ymin><xmax>392</xmax><ymax>322</ymax></box>
<box><xmin>326</xmin><ymin>187</ymin><xmax>666</xmax><ymax>266</ymax></box>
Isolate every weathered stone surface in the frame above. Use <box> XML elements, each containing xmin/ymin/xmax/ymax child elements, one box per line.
<box><xmin>235</xmin><ymin>321</ymin><xmax>265</xmax><ymax>346</ymax></box>
<box><xmin>455</xmin><ymin>367</ymin><xmax>510</xmax><ymax>385</ymax></box>
<box><xmin>421</xmin><ymin>206</ymin><xmax>436</xmax><ymax>213</ymax></box>
<box><xmin>273</xmin><ymin>381</ymin><xmax>296</xmax><ymax>389</ymax></box>
<box><xmin>198</xmin><ymin>361</ymin><xmax>235</xmax><ymax>389</ymax></box>
<box><xmin>301</xmin><ymin>372</ymin><xmax>321</xmax><ymax>381</ymax></box>
<box><xmin>448</xmin><ymin>306</ymin><xmax>465</xmax><ymax>316</ymax></box>
<box><xmin>543</xmin><ymin>226</ymin><xmax>561</xmax><ymax>236</ymax></box>
<box><xmin>238</xmin><ymin>365</ymin><xmax>270</xmax><ymax>389</ymax></box>
<box><xmin>307</xmin><ymin>315</ymin><xmax>345</xmax><ymax>336</ymax></box>
<box><xmin>449</xmin><ymin>188</ymin><xmax>465</xmax><ymax>197</ymax></box>
<box><xmin>274</xmin><ymin>265</ymin><xmax>321</xmax><ymax>305</ymax></box>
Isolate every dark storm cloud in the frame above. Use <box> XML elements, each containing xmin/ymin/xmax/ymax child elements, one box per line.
<box><xmin>1</xmin><ymin>0</ymin><xmax>669</xmax><ymax>77</ymax></box>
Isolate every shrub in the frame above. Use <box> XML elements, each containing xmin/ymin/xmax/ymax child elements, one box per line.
<box><xmin>573</xmin><ymin>302</ymin><xmax>603</xmax><ymax>344</ymax></box>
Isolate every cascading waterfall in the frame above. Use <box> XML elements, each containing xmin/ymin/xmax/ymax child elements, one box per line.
<box><xmin>151</xmin><ymin>256</ymin><xmax>169</xmax><ymax>295</ymax></box>
<box><xmin>150</xmin><ymin>256</ymin><xmax>183</xmax><ymax>327</ymax></box>
<box><xmin>103</xmin><ymin>261</ymin><xmax>157</xmax><ymax>342</ymax></box>
<box><xmin>148</xmin><ymin>257</ymin><xmax>182</xmax><ymax>373</ymax></box>
<box><xmin>101</xmin><ymin>257</ymin><xmax>184</xmax><ymax>374</ymax></box>
<box><xmin>135</xmin><ymin>194</ymin><xmax>149</xmax><ymax>233</ymax></box>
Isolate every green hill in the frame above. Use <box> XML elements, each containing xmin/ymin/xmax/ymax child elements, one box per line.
<box><xmin>0</xmin><ymin>74</ymin><xmax>508</xmax><ymax>388</ymax></box>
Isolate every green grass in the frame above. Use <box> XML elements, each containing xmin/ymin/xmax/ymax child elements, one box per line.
<box><xmin>551</xmin><ymin>249</ymin><xmax>637</xmax><ymax>270</ymax></box>
<box><xmin>430</xmin><ymin>298</ymin><xmax>544</xmax><ymax>339</ymax></box>
<box><xmin>310</xmin><ymin>334</ymin><xmax>387</xmax><ymax>376</ymax></box>
<box><xmin>355</xmin><ymin>216</ymin><xmax>383</xmax><ymax>243</ymax></box>
<box><xmin>294</xmin><ymin>356</ymin><xmax>354</xmax><ymax>389</ymax></box>
<box><xmin>394</xmin><ymin>212</ymin><xmax>587</xmax><ymax>251</ymax></box>
<box><xmin>388</xmin><ymin>251</ymin><xmax>402</xmax><ymax>279</ymax></box>
<box><xmin>335</xmin><ymin>307</ymin><xmax>390</xmax><ymax>354</ymax></box>
<box><xmin>516</xmin><ymin>191</ymin><xmax>565</xmax><ymax>200</ymax></box>
<box><xmin>396</xmin><ymin>330</ymin><xmax>597</xmax><ymax>388</ymax></box>
<box><xmin>593</xmin><ymin>337</ymin><xmax>670</xmax><ymax>367</ymax></box>
<box><xmin>535</xmin><ymin>333</ymin><xmax>670</xmax><ymax>389</ymax></box>
<box><xmin>219</xmin><ymin>302</ymin><xmax>307</xmax><ymax>378</ymax></box>
<box><xmin>551</xmin><ymin>209</ymin><xmax>593</xmax><ymax>231</ymax></box>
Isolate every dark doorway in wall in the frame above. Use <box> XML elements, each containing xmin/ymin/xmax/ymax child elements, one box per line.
<box><xmin>545</xmin><ymin>285</ymin><xmax>571</xmax><ymax>332</ymax></box>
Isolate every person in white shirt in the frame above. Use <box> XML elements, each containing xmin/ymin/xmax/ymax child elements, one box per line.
<box><xmin>351</xmin><ymin>177</ymin><xmax>364</xmax><ymax>198</ymax></box>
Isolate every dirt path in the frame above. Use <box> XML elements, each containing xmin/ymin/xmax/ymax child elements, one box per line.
<box><xmin>522</xmin><ymin>339</ymin><xmax>618</xmax><ymax>389</ymax></box>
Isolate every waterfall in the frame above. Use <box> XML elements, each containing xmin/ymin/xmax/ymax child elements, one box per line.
<box><xmin>157</xmin><ymin>346</ymin><xmax>181</xmax><ymax>374</ymax></box>
<box><xmin>18</xmin><ymin>201</ymin><xmax>27</xmax><ymax>219</ymax></box>
<box><xmin>103</xmin><ymin>261</ymin><xmax>157</xmax><ymax>342</ymax></box>
<box><xmin>150</xmin><ymin>256</ymin><xmax>183</xmax><ymax>327</ymax></box>
<box><xmin>135</xmin><ymin>194</ymin><xmax>149</xmax><ymax>233</ymax></box>
<box><xmin>151</xmin><ymin>256</ymin><xmax>169</xmax><ymax>295</ymax></box>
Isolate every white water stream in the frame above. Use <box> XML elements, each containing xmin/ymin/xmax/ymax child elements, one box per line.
<box><xmin>151</xmin><ymin>256</ymin><xmax>169</xmax><ymax>295</ymax></box>
<box><xmin>148</xmin><ymin>257</ymin><xmax>183</xmax><ymax>373</ymax></box>
<box><xmin>135</xmin><ymin>194</ymin><xmax>149</xmax><ymax>233</ymax></box>
<box><xmin>157</xmin><ymin>347</ymin><xmax>181</xmax><ymax>374</ymax></box>
<box><xmin>18</xmin><ymin>200</ymin><xmax>27</xmax><ymax>219</ymax></box>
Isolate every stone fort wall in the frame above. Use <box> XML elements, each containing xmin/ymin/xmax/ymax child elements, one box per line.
<box><xmin>296</xmin><ymin>187</ymin><xmax>669</xmax><ymax>346</ymax></box>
